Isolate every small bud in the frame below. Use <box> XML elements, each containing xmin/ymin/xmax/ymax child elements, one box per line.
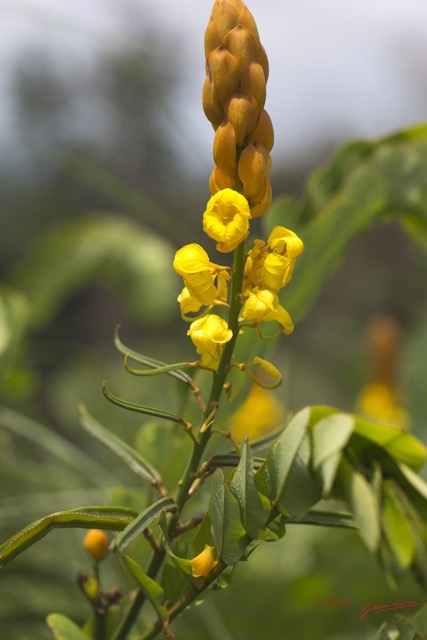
<box><xmin>209</xmin><ymin>166</ymin><xmax>237</xmax><ymax>194</ymax></box>
<box><xmin>238</xmin><ymin>142</ymin><xmax>271</xmax><ymax>200</ymax></box>
<box><xmin>237</xmin><ymin>5</ymin><xmax>260</xmax><ymax>42</ymax></box>
<box><xmin>202</xmin><ymin>77</ymin><xmax>225</xmax><ymax>130</ymax></box>
<box><xmin>256</xmin><ymin>44</ymin><xmax>269</xmax><ymax>81</ymax></box>
<box><xmin>223</xmin><ymin>25</ymin><xmax>258</xmax><ymax>74</ymax></box>
<box><xmin>84</xmin><ymin>576</ymin><xmax>100</xmax><ymax>601</ymax></box>
<box><xmin>213</xmin><ymin>121</ymin><xmax>237</xmax><ymax>174</ymax></box>
<box><xmin>241</xmin><ymin>62</ymin><xmax>266</xmax><ymax>111</ymax></box>
<box><xmin>189</xmin><ymin>545</ymin><xmax>218</xmax><ymax>578</ymax></box>
<box><xmin>211</xmin><ymin>0</ymin><xmax>241</xmax><ymax>40</ymax></box>
<box><xmin>225</xmin><ymin>90</ymin><xmax>258</xmax><ymax>145</ymax></box>
<box><xmin>247</xmin><ymin>109</ymin><xmax>274</xmax><ymax>152</ymax></box>
<box><xmin>204</xmin><ymin>16</ymin><xmax>222</xmax><ymax>57</ymax></box>
<box><xmin>249</xmin><ymin>178</ymin><xmax>272</xmax><ymax>218</ymax></box>
<box><xmin>207</xmin><ymin>47</ymin><xmax>240</xmax><ymax>103</ymax></box>
<box><xmin>83</xmin><ymin>529</ymin><xmax>110</xmax><ymax>563</ymax></box>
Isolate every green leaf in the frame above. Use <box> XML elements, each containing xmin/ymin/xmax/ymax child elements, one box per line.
<box><xmin>273</xmin><ymin>434</ymin><xmax>322</xmax><ymax>520</ymax></box>
<box><xmin>46</xmin><ymin>613</ymin><xmax>90</xmax><ymax>640</ymax></box>
<box><xmin>114</xmin><ymin>496</ymin><xmax>176</xmax><ymax>552</ymax></box>
<box><xmin>121</xmin><ymin>555</ymin><xmax>168</xmax><ymax>621</ymax></box>
<box><xmin>80</xmin><ymin>406</ymin><xmax>163</xmax><ymax>488</ymax></box>
<box><xmin>192</xmin><ymin>512</ymin><xmax>214</xmax><ymax>555</ymax></box>
<box><xmin>311</xmin><ymin>412</ymin><xmax>354</xmax><ymax>468</ymax></box>
<box><xmin>157</xmin><ymin>511</ymin><xmax>194</xmax><ymax>578</ymax></box>
<box><xmin>337</xmin><ymin>456</ymin><xmax>381</xmax><ymax>553</ymax></box>
<box><xmin>0</xmin><ymin>287</ymin><xmax>30</xmax><ymax>368</ymax></box>
<box><xmin>209</xmin><ymin>469</ymin><xmax>248</xmax><ymax>565</ymax></box>
<box><xmin>229</xmin><ymin>439</ymin><xmax>270</xmax><ymax>538</ymax></box>
<box><xmin>0</xmin><ymin>506</ymin><xmax>137</xmax><ymax>567</ymax></box>
<box><xmin>382</xmin><ymin>480</ymin><xmax>416</xmax><ymax>570</ymax></box>
<box><xmin>353</xmin><ymin>417</ymin><xmax>427</xmax><ymax>470</ymax></box>
<box><xmin>11</xmin><ymin>213</ymin><xmax>176</xmax><ymax>330</ymax></box>
<box><xmin>266</xmin><ymin>407</ymin><xmax>311</xmax><ymax>504</ymax></box>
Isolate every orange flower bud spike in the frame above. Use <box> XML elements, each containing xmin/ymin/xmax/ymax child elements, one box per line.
<box><xmin>83</xmin><ymin>529</ymin><xmax>110</xmax><ymax>563</ymax></box>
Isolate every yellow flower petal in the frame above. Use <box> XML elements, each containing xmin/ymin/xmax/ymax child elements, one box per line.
<box><xmin>188</xmin><ymin>314</ymin><xmax>233</xmax><ymax>356</ymax></box>
<box><xmin>184</xmin><ymin>271</ymin><xmax>217</xmax><ymax>306</ymax></box>
<box><xmin>189</xmin><ymin>545</ymin><xmax>218</xmax><ymax>578</ymax></box>
<box><xmin>178</xmin><ymin>287</ymin><xmax>203</xmax><ymax>314</ymax></box>
<box><xmin>203</xmin><ymin>188</ymin><xmax>251</xmax><ymax>252</ymax></box>
<box><xmin>263</xmin><ymin>304</ymin><xmax>294</xmax><ymax>335</ymax></box>
<box><xmin>268</xmin><ymin>227</ymin><xmax>304</xmax><ymax>258</ymax></box>
<box><xmin>173</xmin><ymin>243</ymin><xmax>212</xmax><ymax>276</ymax></box>
<box><xmin>239</xmin><ymin>288</ymin><xmax>278</xmax><ymax>322</ymax></box>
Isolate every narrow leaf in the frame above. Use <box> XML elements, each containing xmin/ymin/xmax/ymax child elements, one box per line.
<box><xmin>229</xmin><ymin>439</ymin><xmax>269</xmax><ymax>538</ymax></box>
<box><xmin>114</xmin><ymin>497</ymin><xmax>176</xmax><ymax>552</ymax></box>
<box><xmin>0</xmin><ymin>507</ymin><xmax>136</xmax><ymax>567</ymax></box>
<box><xmin>267</xmin><ymin>407</ymin><xmax>311</xmax><ymax>502</ymax></box>
<box><xmin>382</xmin><ymin>480</ymin><xmax>416</xmax><ymax>570</ymax></box>
<box><xmin>46</xmin><ymin>613</ymin><xmax>90</xmax><ymax>640</ymax></box>
<box><xmin>209</xmin><ymin>469</ymin><xmax>248</xmax><ymax>565</ymax></box>
<box><xmin>80</xmin><ymin>407</ymin><xmax>162</xmax><ymax>488</ymax></box>
<box><xmin>337</xmin><ymin>456</ymin><xmax>381</xmax><ymax>553</ymax></box>
<box><xmin>121</xmin><ymin>555</ymin><xmax>168</xmax><ymax>621</ymax></box>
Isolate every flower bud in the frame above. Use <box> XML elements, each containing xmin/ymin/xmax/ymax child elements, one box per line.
<box><xmin>247</xmin><ymin>109</ymin><xmax>274</xmax><ymax>152</ymax></box>
<box><xmin>225</xmin><ymin>90</ymin><xmax>258</xmax><ymax>146</ymax></box>
<box><xmin>237</xmin><ymin>5</ymin><xmax>260</xmax><ymax>42</ymax></box>
<box><xmin>202</xmin><ymin>77</ymin><xmax>224</xmax><ymax>130</ymax></box>
<box><xmin>222</xmin><ymin>25</ymin><xmax>258</xmax><ymax>74</ymax></box>
<box><xmin>213</xmin><ymin>121</ymin><xmax>237</xmax><ymax>174</ymax></box>
<box><xmin>248</xmin><ymin>178</ymin><xmax>272</xmax><ymax>218</ymax></box>
<box><xmin>189</xmin><ymin>545</ymin><xmax>218</xmax><ymax>578</ymax></box>
<box><xmin>204</xmin><ymin>16</ymin><xmax>222</xmax><ymax>57</ymax></box>
<box><xmin>238</xmin><ymin>142</ymin><xmax>271</xmax><ymax>200</ymax></box>
<box><xmin>83</xmin><ymin>529</ymin><xmax>110</xmax><ymax>563</ymax></box>
<box><xmin>256</xmin><ymin>44</ymin><xmax>269</xmax><ymax>81</ymax></box>
<box><xmin>209</xmin><ymin>167</ymin><xmax>237</xmax><ymax>194</ymax></box>
<box><xmin>211</xmin><ymin>0</ymin><xmax>241</xmax><ymax>40</ymax></box>
<box><xmin>207</xmin><ymin>47</ymin><xmax>241</xmax><ymax>104</ymax></box>
<box><xmin>241</xmin><ymin>62</ymin><xmax>266</xmax><ymax>111</ymax></box>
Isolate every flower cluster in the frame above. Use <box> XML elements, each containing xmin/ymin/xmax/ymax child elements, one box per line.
<box><xmin>204</xmin><ymin>0</ymin><xmax>274</xmax><ymax>218</ymax></box>
<box><xmin>239</xmin><ymin>226</ymin><xmax>304</xmax><ymax>334</ymax></box>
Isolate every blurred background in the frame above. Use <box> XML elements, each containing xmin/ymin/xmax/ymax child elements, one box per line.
<box><xmin>1</xmin><ymin>1</ymin><xmax>427</xmax><ymax>639</ymax></box>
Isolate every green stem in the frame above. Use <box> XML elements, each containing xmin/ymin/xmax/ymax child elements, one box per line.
<box><xmin>111</xmin><ymin>240</ymin><xmax>246</xmax><ymax>640</ymax></box>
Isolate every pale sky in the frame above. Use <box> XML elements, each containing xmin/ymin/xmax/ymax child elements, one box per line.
<box><xmin>1</xmin><ymin>0</ymin><xmax>427</xmax><ymax>173</ymax></box>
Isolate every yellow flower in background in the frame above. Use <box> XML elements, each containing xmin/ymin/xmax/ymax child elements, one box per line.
<box><xmin>357</xmin><ymin>382</ymin><xmax>409</xmax><ymax>430</ymax></box>
<box><xmin>203</xmin><ymin>188</ymin><xmax>251</xmax><ymax>252</ymax></box>
<box><xmin>189</xmin><ymin>545</ymin><xmax>218</xmax><ymax>578</ymax></box>
<box><xmin>229</xmin><ymin>384</ymin><xmax>285</xmax><ymax>442</ymax></box>
<box><xmin>239</xmin><ymin>288</ymin><xmax>294</xmax><ymax>334</ymax></box>
<box><xmin>82</xmin><ymin>529</ymin><xmax>110</xmax><ymax>563</ymax></box>
<box><xmin>188</xmin><ymin>314</ymin><xmax>233</xmax><ymax>360</ymax></box>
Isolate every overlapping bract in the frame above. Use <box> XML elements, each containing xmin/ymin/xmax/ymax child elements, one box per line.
<box><xmin>204</xmin><ymin>0</ymin><xmax>274</xmax><ymax>217</ymax></box>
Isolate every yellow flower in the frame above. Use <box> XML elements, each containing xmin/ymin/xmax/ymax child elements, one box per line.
<box><xmin>174</xmin><ymin>244</ymin><xmax>230</xmax><ymax>310</ymax></box>
<box><xmin>356</xmin><ymin>382</ymin><xmax>409</xmax><ymax>430</ymax></box>
<box><xmin>203</xmin><ymin>188</ymin><xmax>251</xmax><ymax>252</ymax></box>
<box><xmin>177</xmin><ymin>287</ymin><xmax>203</xmax><ymax>315</ymax></box>
<box><xmin>83</xmin><ymin>529</ymin><xmax>110</xmax><ymax>563</ymax></box>
<box><xmin>189</xmin><ymin>545</ymin><xmax>218</xmax><ymax>578</ymax></box>
<box><xmin>173</xmin><ymin>243</ymin><xmax>216</xmax><ymax>275</ymax></box>
<box><xmin>268</xmin><ymin>226</ymin><xmax>304</xmax><ymax>259</ymax></box>
<box><xmin>244</xmin><ymin>227</ymin><xmax>304</xmax><ymax>292</ymax></box>
<box><xmin>229</xmin><ymin>384</ymin><xmax>285</xmax><ymax>442</ymax></box>
<box><xmin>239</xmin><ymin>288</ymin><xmax>294</xmax><ymax>334</ymax></box>
<box><xmin>188</xmin><ymin>314</ymin><xmax>233</xmax><ymax>360</ymax></box>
